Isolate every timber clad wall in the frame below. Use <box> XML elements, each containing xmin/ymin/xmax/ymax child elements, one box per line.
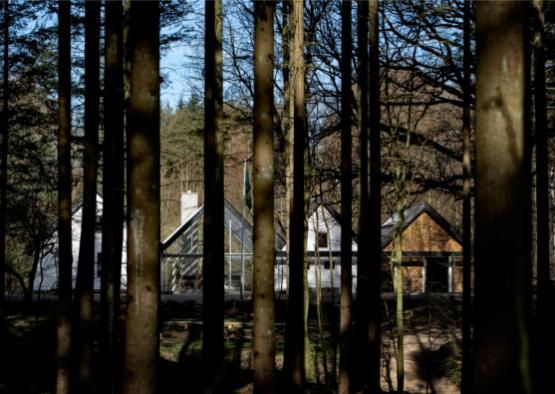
<box><xmin>453</xmin><ymin>266</ymin><xmax>463</xmax><ymax>293</ymax></box>
<box><xmin>402</xmin><ymin>266</ymin><xmax>424</xmax><ymax>293</ymax></box>
<box><xmin>383</xmin><ymin>212</ymin><xmax>462</xmax><ymax>253</ymax></box>
<box><xmin>382</xmin><ymin>211</ymin><xmax>463</xmax><ymax>294</ymax></box>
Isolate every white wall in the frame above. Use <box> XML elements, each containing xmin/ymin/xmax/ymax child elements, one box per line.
<box><xmin>276</xmin><ymin>205</ymin><xmax>358</xmax><ymax>291</ymax></box>
<box><xmin>33</xmin><ymin>194</ymin><xmax>128</xmax><ymax>291</ymax></box>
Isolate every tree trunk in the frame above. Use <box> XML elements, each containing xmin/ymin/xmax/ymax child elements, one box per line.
<box><xmin>284</xmin><ymin>0</ymin><xmax>306</xmax><ymax>389</ymax></box>
<box><xmin>533</xmin><ymin>1</ymin><xmax>553</xmax><ymax>391</ymax></box>
<box><xmin>339</xmin><ymin>2</ymin><xmax>352</xmax><ymax>393</ymax></box>
<box><xmin>355</xmin><ymin>1</ymin><xmax>382</xmax><ymax>391</ymax></box>
<box><xmin>56</xmin><ymin>2</ymin><xmax>73</xmax><ymax>393</ymax></box>
<box><xmin>393</xmin><ymin>200</ymin><xmax>404</xmax><ymax>394</ymax></box>
<box><xmin>367</xmin><ymin>1</ymin><xmax>382</xmax><ymax>392</ymax></box>
<box><xmin>122</xmin><ymin>2</ymin><xmax>160</xmax><ymax>393</ymax></box>
<box><xmin>355</xmin><ymin>1</ymin><xmax>370</xmax><ymax>388</ymax></box>
<box><xmin>461</xmin><ymin>1</ymin><xmax>473</xmax><ymax>393</ymax></box>
<box><xmin>252</xmin><ymin>2</ymin><xmax>276</xmax><ymax>392</ymax></box>
<box><xmin>473</xmin><ymin>2</ymin><xmax>533</xmax><ymax>393</ymax></box>
<box><xmin>203</xmin><ymin>0</ymin><xmax>224</xmax><ymax>391</ymax></box>
<box><xmin>75</xmin><ymin>2</ymin><xmax>100</xmax><ymax>391</ymax></box>
<box><xmin>313</xmin><ymin>209</ymin><xmax>329</xmax><ymax>385</ymax></box>
<box><xmin>0</xmin><ymin>0</ymin><xmax>9</xmax><ymax>351</ymax></box>
<box><xmin>100</xmin><ymin>1</ymin><xmax>124</xmax><ymax>392</ymax></box>
<box><xmin>281</xmin><ymin>0</ymin><xmax>293</xmax><ymax>280</ymax></box>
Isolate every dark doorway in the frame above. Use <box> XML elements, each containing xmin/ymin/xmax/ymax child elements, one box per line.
<box><xmin>426</xmin><ymin>258</ymin><xmax>448</xmax><ymax>293</ymax></box>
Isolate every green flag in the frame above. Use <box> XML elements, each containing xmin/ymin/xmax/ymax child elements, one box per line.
<box><xmin>244</xmin><ymin>160</ymin><xmax>252</xmax><ymax>210</ymax></box>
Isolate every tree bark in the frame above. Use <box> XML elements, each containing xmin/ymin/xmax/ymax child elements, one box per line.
<box><xmin>473</xmin><ymin>2</ymin><xmax>533</xmax><ymax>393</ymax></box>
<box><xmin>100</xmin><ymin>1</ymin><xmax>124</xmax><ymax>392</ymax></box>
<box><xmin>339</xmin><ymin>2</ymin><xmax>352</xmax><ymax>393</ymax></box>
<box><xmin>461</xmin><ymin>1</ymin><xmax>473</xmax><ymax>393</ymax></box>
<box><xmin>281</xmin><ymin>0</ymin><xmax>293</xmax><ymax>275</ymax></box>
<box><xmin>122</xmin><ymin>2</ymin><xmax>160</xmax><ymax>393</ymax></box>
<box><xmin>75</xmin><ymin>2</ymin><xmax>100</xmax><ymax>391</ymax></box>
<box><xmin>56</xmin><ymin>2</ymin><xmax>72</xmax><ymax>393</ymax></box>
<box><xmin>368</xmin><ymin>1</ymin><xmax>382</xmax><ymax>392</ymax></box>
<box><xmin>202</xmin><ymin>0</ymin><xmax>224</xmax><ymax>391</ymax></box>
<box><xmin>284</xmin><ymin>0</ymin><xmax>306</xmax><ymax>390</ymax></box>
<box><xmin>355</xmin><ymin>1</ymin><xmax>382</xmax><ymax>392</ymax></box>
<box><xmin>532</xmin><ymin>1</ymin><xmax>553</xmax><ymax>391</ymax></box>
<box><xmin>252</xmin><ymin>2</ymin><xmax>276</xmax><ymax>392</ymax></box>
<box><xmin>0</xmin><ymin>0</ymin><xmax>9</xmax><ymax>353</ymax></box>
<box><xmin>393</xmin><ymin>203</ymin><xmax>404</xmax><ymax>394</ymax></box>
<box><xmin>355</xmin><ymin>1</ymin><xmax>370</xmax><ymax>388</ymax></box>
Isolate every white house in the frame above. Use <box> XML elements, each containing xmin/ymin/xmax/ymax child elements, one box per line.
<box><xmin>160</xmin><ymin>196</ymin><xmax>360</xmax><ymax>294</ymax></box>
<box><xmin>275</xmin><ymin>203</ymin><xmax>358</xmax><ymax>291</ymax></box>
<box><xmin>33</xmin><ymin>193</ymin><xmax>128</xmax><ymax>291</ymax></box>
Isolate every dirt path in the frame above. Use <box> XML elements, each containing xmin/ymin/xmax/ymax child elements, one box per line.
<box><xmin>381</xmin><ymin>331</ymin><xmax>460</xmax><ymax>394</ymax></box>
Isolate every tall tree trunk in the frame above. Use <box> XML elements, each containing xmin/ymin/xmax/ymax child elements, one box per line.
<box><xmin>355</xmin><ymin>1</ymin><xmax>381</xmax><ymax>392</ymax></box>
<box><xmin>0</xmin><ymin>0</ymin><xmax>8</xmax><ymax>352</ymax></box>
<box><xmin>461</xmin><ymin>1</ymin><xmax>473</xmax><ymax>393</ymax></box>
<box><xmin>533</xmin><ymin>1</ymin><xmax>553</xmax><ymax>391</ymax></box>
<box><xmin>313</xmin><ymin>209</ymin><xmax>329</xmax><ymax>385</ymax></box>
<box><xmin>355</xmin><ymin>1</ymin><xmax>370</xmax><ymax>388</ymax></box>
<box><xmin>473</xmin><ymin>3</ymin><xmax>533</xmax><ymax>393</ymax></box>
<box><xmin>75</xmin><ymin>2</ymin><xmax>100</xmax><ymax>391</ymax></box>
<box><xmin>284</xmin><ymin>0</ymin><xmax>306</xmax><ymax>389</ymax></box>
<box><xmin>100</xmin><ymin>1</ymin><xmax>124</xmax><ymax>392</ymax></box>
<box><xmin>281</xmin><ymin>0</ymin><xmax>293</xmax><ymax>280</ymax></box>
<box><xmin>203</xmin><ymin>0</ymin><xmax>224</xmax><ymax>391</ymax></box>
<box><xmin>367</xmin><ymin>1</ymin><xmax>382</xmax><ymax>392</ymax></box>
<box><xmin>122</xmin><ymin>2</ymin><xmax>160</xmax><ymax>393</ymax></box>
<box><xmin>252</xmin><ymin>2</ymin><xmax>276</xmax><ymax>392</ymax></box>
<box><xmin>339</xmin><ymin>2</ymin><xmax>352</xmax><ymax>393</ymax></box>
<box><xmin>56</xmin><ymin>2</ymin><xmax>73</xmax><ymax>393</ymax></box>
<box><xmin>393</xmin><ymin>199</ymin><xmax>404</xmax><ymax>394</ymax></box>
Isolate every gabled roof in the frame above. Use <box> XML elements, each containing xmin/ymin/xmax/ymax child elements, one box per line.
<box><xmin>161</xmin><ymin>200</ymin><xmax>280</xmax><ymax>252</ymax></box>
<box><xmin>380</xmin><ymin>201</ymin><xmax>462</xmax><ymax>248</ymax></box>
<box><xmin>305</xmin><ymin>198</ymin><xmax>364</xmax><ymax>245</ymax></box>
<box><xmin>161</xmin><ymin>200</ymin><xmax>460</xmax><ymax>254</ymax></box>
<box><xmin>161</xmin><ymin>204</ymin><xmax>204</xmax><ymax>251</ymax></box>
<box><xmin>71</xmin><ymin>192</ymin><xmax>104</xmax><ymax>216</ymax></box>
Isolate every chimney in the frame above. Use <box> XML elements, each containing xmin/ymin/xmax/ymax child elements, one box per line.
<box><xmin>181</xmin><ymin>191</ymin><xmax>198</xmax><ymax>224</ymax></box>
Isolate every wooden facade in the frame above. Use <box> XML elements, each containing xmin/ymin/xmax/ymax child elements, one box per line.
<box><xmin>381</xmin><ymin>203</ymin><xmax>463</xmax><ymax>294</ymax></box>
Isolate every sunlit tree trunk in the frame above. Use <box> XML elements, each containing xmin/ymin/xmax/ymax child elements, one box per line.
<box><xmin>100</xmin><ymin>1</ymin><xmax>124</xmax><ymax>392</ymax></box>
<box><xmin>56</xmin><ymin>2</ymin><xmax>72</xmax><ymax>393</ymax></box>
<box><xmin>281</xmin><ymin>0</ymin><xmax>293</xmax><ymax>278</ymax></box>
<box><xmin>122</xmin><ymin>2</ymin><xmax>160</xmax><ymax>393</ymax></box>
<box><xmin>339</xmin><ymin>2</ymin><xmax>352</xmax><ymax>393</ymax></box>
<box><xmin>203</xmin><ymin>0</ymin><xmax>224</xmax><ymax>391</ymax></box>
<box><xmin>461</xmin><ymin>1</ymin><xmax>473</xmax><ymax>393</ymax></box>
<box><xmin>0</xmin><ymin>0</ymin><xmax>9</xmax><ymax>351</ymax></box>
<box><xmin>252</xmin><ymin>2</ymin><xmax>276</xmax><ymax>392</ymax></box>
<box><xmin>75</xmin><ymin>2</ymin><xmax>100</xmax><ymax>391</ymax></box>
<box><xmin>284</xmin><ymin>0</ymin><xmax>306</xmax><ymax>389</ymax></box>
<box><xmin>473</xmin><ymin>2</ymin><xmax>533</xmax><ymax>393</ymax></box>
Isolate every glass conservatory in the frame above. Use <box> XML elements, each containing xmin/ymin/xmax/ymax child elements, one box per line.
<box><xmin>161</xmin><ymin>200</ymin><xmax>254</xmax><ymax>295</ymax></box>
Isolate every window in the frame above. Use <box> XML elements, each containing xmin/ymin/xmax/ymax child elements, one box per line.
<box><xmin>317</xmin><ymin>231</ymin><xmax>328</xmax><ymax>248</ymax></box>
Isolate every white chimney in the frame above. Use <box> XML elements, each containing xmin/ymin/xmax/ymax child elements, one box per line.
<box><xmin>181</xmin><ymin>191</ymin><xmax>198</xmax><ymax>224</ymax></box>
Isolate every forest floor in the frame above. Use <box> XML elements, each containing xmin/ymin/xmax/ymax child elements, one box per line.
<box><xmin>158</xmin><ymin>293</ymin><xmax>462</xmax><ymax>393</ymax></box>
<box><xmin>1</xmin><ymin>293</ymin><xmax>461</xmax><ymax>393</ymax></box>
